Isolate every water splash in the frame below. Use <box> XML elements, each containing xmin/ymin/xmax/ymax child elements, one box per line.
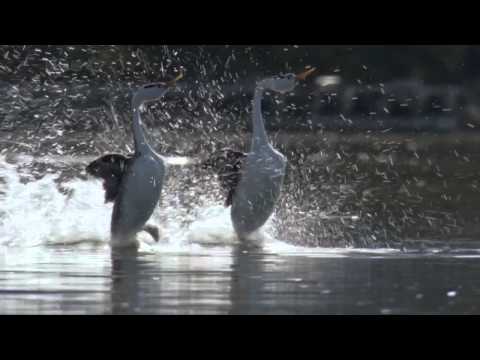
<box><xmin>0</xmin><ymin>156</ymin><xmax>111</xmax><ymax>247</ymax></box>
<box><xmin>2</xmin><ymin>154</ymin><xmax>480</xmax><ymax>258</ymax></box>
<box><xmin>0</xmin><ymin>155</ymin><xmax>277</xmax><ymax>252</ymax></box>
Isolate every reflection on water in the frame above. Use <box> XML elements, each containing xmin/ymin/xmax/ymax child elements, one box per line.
<box><xmin>110</xmin><ymin>247</ymin><xmax>235</xmax><ymax>315</ymax></box>
<box><xmin>1</xmin><ymin>246</ymin><xmax>480</xmax><ymax>314</ymax></box>
<box><xmin>2</xmin><ymin>131</ymin><xmax>480</xmax><ymax>314</ymax></box>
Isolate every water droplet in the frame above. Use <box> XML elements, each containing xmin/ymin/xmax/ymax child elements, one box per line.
<box><xmin>447</xmin><ymin>291</ymin><xmax>457</xmax><ymax>297</ymax></box>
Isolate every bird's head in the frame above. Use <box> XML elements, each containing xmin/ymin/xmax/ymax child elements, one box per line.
<box><xmin>133</xmin><ymin>72</ymin><xmax>184</xmax><ymax>107</ymax></box>
<box><xmin>263</xmin><ymin>67</ymin><xmax>316</xmax><ymax>94</ymax></box>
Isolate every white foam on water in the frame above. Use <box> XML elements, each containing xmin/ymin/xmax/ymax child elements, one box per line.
<box><xmin>0</xmin><ymin>155</ymin><xmax>272</xmax><ymax>253</ymax></box>
<box><xmin>262</xmin><ymin>240</ymin><xmax>403</xmax><ymax>258</ymax></box>
<box><xmin>2</xmin><ymin>155</ymin><xmax>467</xmax><ymax>259</ymax></box>
<box><xmin>0</xmin><ymin>157</ymin><xmax>112</xmax><ymax>247</ymax></box>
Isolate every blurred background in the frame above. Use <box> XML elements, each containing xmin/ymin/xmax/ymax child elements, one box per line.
<box><xmin>1</xmin><ymin>45</ymin><xmax>480</xmax><ymax>248</ymax></box>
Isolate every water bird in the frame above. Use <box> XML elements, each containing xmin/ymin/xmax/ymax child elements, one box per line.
<box><xmin>202</xmin><ymin>68</ymin><xmax>315</xmax><ymax>245</ymax></box>
<box><xmin>86</xmin><ymin>73</ymin><xmax>183</xmax><ymax>248</ymax></box>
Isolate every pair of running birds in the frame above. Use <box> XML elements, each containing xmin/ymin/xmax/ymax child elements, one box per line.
<box><xmin>86</xmin><ymin>68</ymin><xmax>316</xmax><ymax>249</ymax></box>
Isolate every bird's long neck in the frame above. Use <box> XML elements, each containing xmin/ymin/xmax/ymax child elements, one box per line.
<box><xmin>132</xmin><ymin>105</ymin><xmax>152</xmax><ymax>156</ymax></box>
<box><xmin>251</xmin><ymin>84</ymin><xmax>270</xmax><ymax>152</ymax></box>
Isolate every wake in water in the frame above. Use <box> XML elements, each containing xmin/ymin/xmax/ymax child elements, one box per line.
<box><xmin>0</xmin><ymin>154</ymin><xmax>281</xmax><ymax>252</ymax></box>
<box><xmin>3</xmin><ymin>154</ymin><xmax>480</xmax><ymax>258</ymax></box>
<box><xmin>0</xmin><ymin>156</ymin><xmax>111</xmax><ymax>247</ymax></box>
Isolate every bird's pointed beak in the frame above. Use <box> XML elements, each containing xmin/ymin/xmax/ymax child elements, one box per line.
<box><xmin>165</xmin><ymin>72</ymin><xmax>184</xmax><ymax>87</ymax></box>
<box><xmin>295</xmin><ymin>67</ymin><xmax>316</xmax><ymax>81</ymax></box>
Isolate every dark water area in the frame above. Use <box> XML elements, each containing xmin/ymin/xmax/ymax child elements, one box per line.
<box><xmin>1</xmin><ymin>247</ymin><xmax>480</xmax><ymax>315</ymax></box>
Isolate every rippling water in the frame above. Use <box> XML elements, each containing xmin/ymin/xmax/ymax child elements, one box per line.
<box><xmin>2</xmin><ymin>246</ymin><xmax>480</xmax><ymax>314</ymax></box>
<box><xmin>2</xmin><ymin>131</ymin><xmax>480</xmax><ymax>314</ymax></box>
